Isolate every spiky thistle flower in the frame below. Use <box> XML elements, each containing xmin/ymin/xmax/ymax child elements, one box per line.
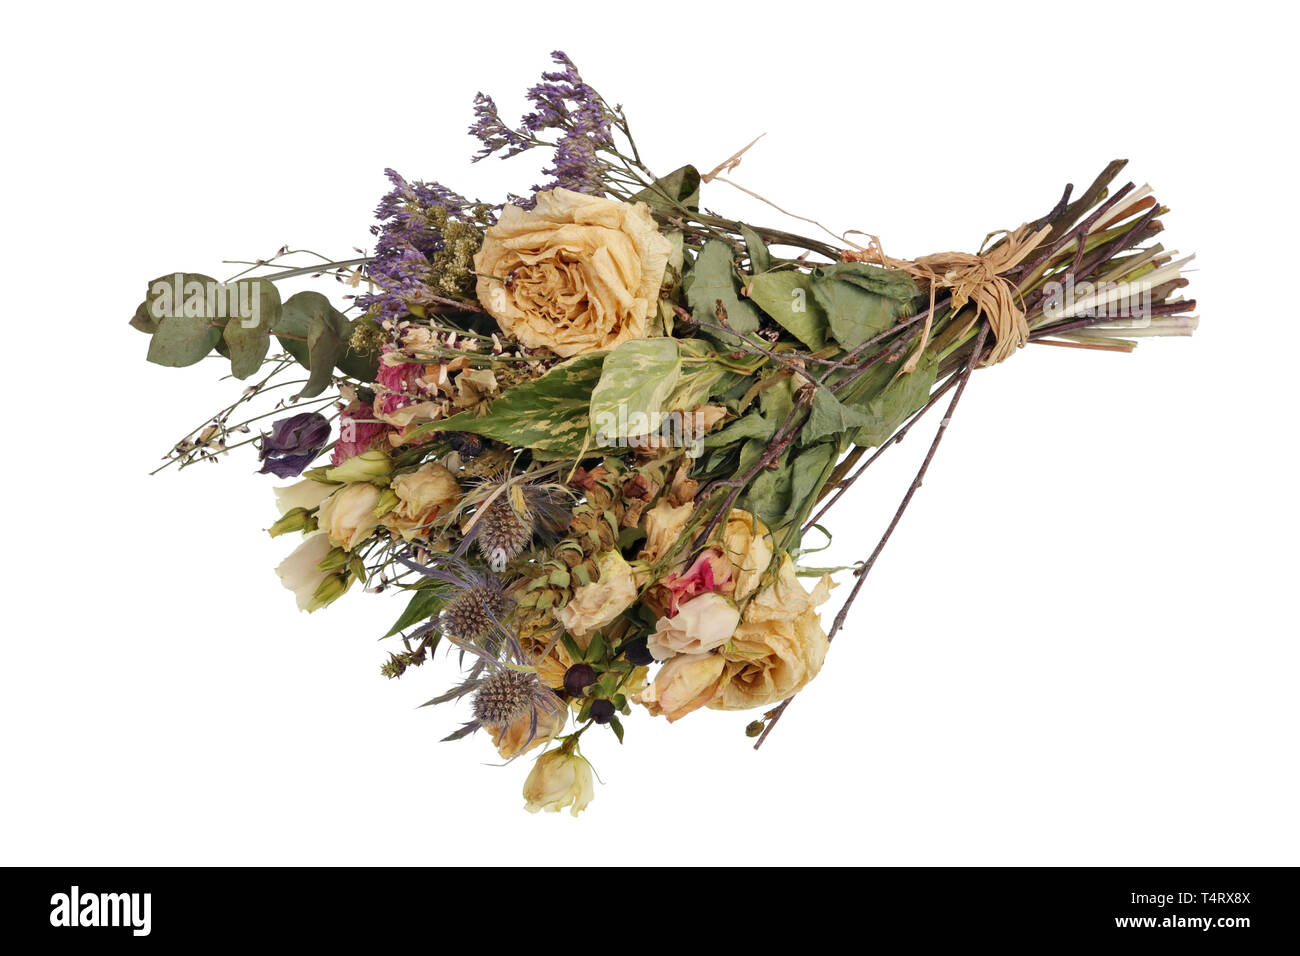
<box><xmin>394</xmin><ymin>555</ymin><xmax>515</xmax><ymax>651</ymax></box>
<box><xmin>442</xmin><ymin>574</ymin><xmax>512</xmax><ymax>644</ymax></box>
<box><xmin>458</xmin><ymin>474</ymin><xmax>574</xmax><ymax>572</ymax></box>
<box><xmin>471</xmin><ymin>668</ymin><xmax>541</xmax><ymax>727</ymax></box>
<box><xmin>425</xmin><ymin>634</ymin><xmax>565</xmax><ymax>750</ymax></box>
<box><xmin>475</xmin><ymin>495</ymin><xmax>535</xmax><ymax>569</ymax></box>
<box><xmin>396</xmin><ymin>552</ymin><xmax>564</xmax><ymax>753</ymax></box>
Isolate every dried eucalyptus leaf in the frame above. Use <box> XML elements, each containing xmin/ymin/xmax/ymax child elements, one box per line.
<box><xmin>222</xmin><ymin>279</ymin><xmax>281</xmax><ymax>379</ymax></box>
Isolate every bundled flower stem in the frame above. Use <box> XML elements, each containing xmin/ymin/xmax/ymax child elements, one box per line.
<box><xmin>130</xmin><ymin>52</ymin><xmax>1196</xmax><ymax>813</ymax></box>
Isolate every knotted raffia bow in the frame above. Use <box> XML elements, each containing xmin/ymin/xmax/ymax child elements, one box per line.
<box><xmin>843</xmin><ymin>223</ymin><xmax>1051</xmax><ymax>369</ymax></box>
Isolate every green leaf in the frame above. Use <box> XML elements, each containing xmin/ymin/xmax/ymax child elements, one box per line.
<box><xmin>803</xmin><ymin>385</ymin><xmax>874</xmax><ymax>445</ymax></box>
<box><xmin>702</xmin><ymin>374</ymin><xmax>795</xmax><ymax>449</ymax></box>
<box><xmin>810</xmin><ymin>276</ymin><xmax>897</xmax><ymax>351</ymax></box>
<box><xmin>336</xmin><ymin>319</ymin><xmax>380</xmax><ymax>382</ymax></box>
<box><xmin>632</xmin><ymin>164</ymin><xmax>700</xmax><ymax>214</ymax></box>
<box><xmin>850</xmin><ymin>353</ymin><xmax>939</xmax><ymax>448</ymax></box>
<box><xmin>741</xmin><ymin>444</ymin><xmax>794</xmax><ymax>528</ymax></box>
<box><xmin>685</xmin><ymin>240</ymin><xmax>762</xmax><ymax>340</ymax></box>
<box><xmin>743</xmin><ymin>441</ymin><xmax>839</xmax><ymax>534</ymax></box>
<box><xmin>147</xmin><ymin>315</ymin><xmax>222</xmax><ymax>367</ymax></box>
<box><xmin>774</xmin><ymin>442</ymin><xmax>837</xmax><ymax>546</ymax></box>
<box><xmin>223</xmin><ymin>320</ymin><xmax>270</xmax><ymax>379</ymax></box>
<box><xmin>665</xmin><ymin>339</ymin><xmax>750</xmax><ymax>410</ymax></box>
<box><xmin>142</xmin><ymin>273</ymin><xmax>222</xmax><ymax>367</ymax></box>
<box><xmin>609</xmin><ymin>714</ymin><xmax>625</xmax><ymax>743</ymax></box>
<box><xmin>807</xmin><ymin>263</ymin><xmax>917</xmax><ymax>351</ymax></box>
<box><xmin>819</xmin><ymin>261</ymin><xmax>919</xmax><ymax>301</ymax></box>
<box><xmin>222</xmin><ymin>279</ymin><xmax>281</xmax><ymax>379</ymax></box>
<box><xmin>562</xmin><ymin>634</ymin><xmax>585</xmax><ymax>664</ymax></box>
<box><xmin>588</xmin><ymin>338</ymin><xmax>681</xmax><ymax>442</ymax></box>
<box><xmin>129</xmin><ymin>298</ymin><xmax>159</xmax><ymax>334</ymax></box>
<box><xmin>409</xmin><ymin>352</ymin><xmax>607</xmax><ymax>458</ymax></box>
<box><xmin>701</xmin><ymin>409</ymin><xmax>774</xmax><ymax>449</ymax></box>
<box><xmin>740</xmin><ymin>224</ymin><xmax>772</xmax><ymax>275</ymax></box>
<box><xmin>747</xmin><ymin>271</ymin><xmax>828</xmax><ymax>349</ymax></box>
<box><xmin>295</xmin><ymin>296</ymin><xmax>353</xmax><ymax>399</ymax></box>
<box><xmin>278</xmin><ymin>291</ymin><xmax>372</xmax><ymax>381</ymax></box>
<box><xmin>273</xmin><ymin>291</ymin><xmax>321</xmax><ymax>368</ymax></box>
<box><xmin>383</xmin><ymin>586</ymin><xmax>447</xmax><ymax>638</ymax></box>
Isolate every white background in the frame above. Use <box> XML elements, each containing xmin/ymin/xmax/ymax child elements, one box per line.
<box><xmin>1</xmin><ymin>1</ymin><xmax>1296</xmax><ymax>866</ymax></box>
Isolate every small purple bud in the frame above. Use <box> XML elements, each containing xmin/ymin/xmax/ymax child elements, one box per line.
<box><xmin>589</xmin><ymin>699</ymin><xmax>615</xmax><ymax>724</ymax></box>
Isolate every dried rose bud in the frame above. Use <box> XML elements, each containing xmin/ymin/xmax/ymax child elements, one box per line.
<box><xmin>589</xmin><ymin>699</ymin><xmax>615</xmax><ymax>724</ymax></box>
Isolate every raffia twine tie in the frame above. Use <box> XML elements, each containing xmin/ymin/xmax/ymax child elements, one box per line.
<box><xmin>842</xmin><ymin>223</ymin><xmax>1051</xmax><ymax>369</ymax></box>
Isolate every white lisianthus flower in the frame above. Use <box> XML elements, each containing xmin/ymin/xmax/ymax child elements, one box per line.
<box><xmin>274</xmin><ymin>532</ymin><xmax>334</xmax><ymax>612</ymax></box>
<box><xmin>273</xmin><ymin>478</ymin><xmax>337</xmax><ymax>515</ymax></box>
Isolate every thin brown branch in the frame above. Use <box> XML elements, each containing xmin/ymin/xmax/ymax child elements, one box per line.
<box><xmin>754</xmin><ymin>323</ymin><xmax>990</xmax><ymax>751</ymax></box>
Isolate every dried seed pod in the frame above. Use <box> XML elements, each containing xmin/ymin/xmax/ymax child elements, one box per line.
<box><xmin>471</xmin><ymin>669</ymin><xmax>542</xmax><ymax>727</ymax></box>
<box><xmin>476</xmin><ymin>496</ymin><xmax>536</xmax><ymax>568</ymax></box>
<box><xmin>442</xmin><ymin>578</ymin><xmax>512</xmax><ymax>642</ymax></box>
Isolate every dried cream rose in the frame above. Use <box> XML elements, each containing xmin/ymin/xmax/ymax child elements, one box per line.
<box><xmin>474</xmin><ymin>188</ymin><xmax>673</xmax><ymax>358</ymax></box>
<box><xmin>555</xmin><ymin>550</ymin><xmax>637</xmax><ymax>641</ymax></box>
<box><xmin>317</xmin><ymin>482</ymin><xmax>382</xmax><ymax>551</ymax></box>
<box><xmin>636</xmin><ymin>652</ymin><xmax>727</xmax><ymax>722</ymax></box>
<box><xmin>639</xmin><ymin>499</ymin><xmax>694</xmax><ymax>565</ymax></box>
<box><xmin>646</xmin><ymin>592</ymin><xmax>740</xmax><ymax>661</ymax></box>
<box><xmin>719</xmin><ymin>509</ymin><xmax>775</xmax><ymax>600</ymax></box>
<box><xmin>522</xmin><ymin>749</ymin><xmax>595</xmax><ymax>816</ymax></box>
<box><xmin>710</xmin><ymin>556</ymin><xmax>833</xmax><ymax>712</ymax></box>
<box><xmin>383</xmin><ymin>462</ymin><xmax>460</xmax><ymax>541</ymax></box>
<box><xmin>490</xmin><ymin>704</ymin><xmax>567</xmax><ymax>760</ymax></box>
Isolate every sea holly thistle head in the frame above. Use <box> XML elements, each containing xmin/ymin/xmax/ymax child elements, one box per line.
<box><xmin>430</xmin><ymin>621</ymin><xmax>566</xmax><ymax>750</ymax></box>
<box><xmin>442</xmin><ymin>573</ymin><xmax>513</xmax><ymax>645</ymax></box>
<box><xmin>456</xmin><ymin>473</ymin><xmax>575</xmax><ymax>572</ymax></box>
<box><xmin>395</xmin><ymin>554</ymin><xmax>517</xmax><ymax>655</ymax></box>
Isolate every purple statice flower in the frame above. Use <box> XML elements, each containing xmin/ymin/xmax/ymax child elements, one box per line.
<box><xmin>521</xmin><ymin>52</ymin><xmax>612</xmax><ymax>143</ymax></box>
<box><xmin>357</xmin><ymin>169</ymin><xmax>470</xmax><ymax>321</ymax></box>
<box><xmin>258</xmin><ymin>412</ymin><xmax>331</xmax><ymax>478</ymax></box>
<box><xmin>469</xmin><ymin>93</ymin><xmax>530</xmax><ymax>163</ymax></box>
<box><xmin>469</xmin><ymin>52</ymin><xmax>613</xmax><ymax>198</ymax></box>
